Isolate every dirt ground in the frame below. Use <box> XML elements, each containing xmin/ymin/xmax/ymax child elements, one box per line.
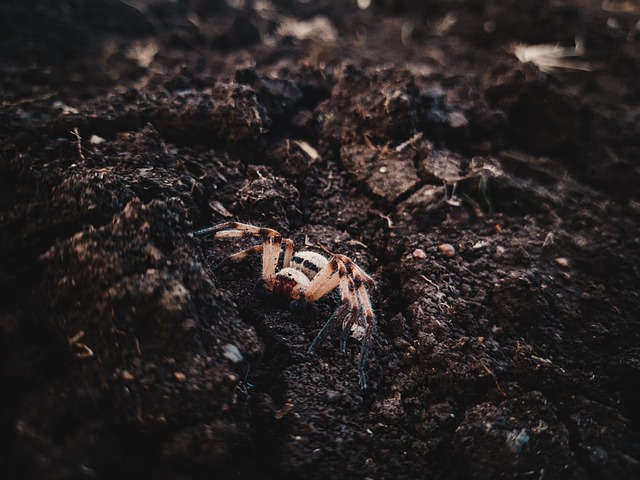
<box><xmin>2</xmin><ymin>1</ymin><xmax>640</xmax><ymax>479</ymax></box>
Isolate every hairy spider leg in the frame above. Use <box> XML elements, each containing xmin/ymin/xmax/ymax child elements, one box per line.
<box><xmin>338</xmin><ymin>272</ymin><xmax>359</xmax><ymax>352</ymax></box>
<box><xmin>308</xmin><ymin>261</ymin><xmax>358</xmax><ymax>354</ymax></box>
<box><xmin>306</xmin><ymin>258</ymin><xmax>374</xmax><ymax>388</ymax></box>
<box><xmin>224</xmin><ymin>245</ymin><xmax>264</xmax><ymax>263</ymax></box>
<box><xmin>336</xmin><ymin>259</ymin><xmax>375</xmax><ymax>389</ymax></box>
<box><xmin>282</xmin><ymin>239</ymin><xmax>293</xmax><ymax>268</ymax></box>
<box><xmin>308</xmin><ymin>304</ymin><xmax>348</xmax><ymax>354</ymax></box>
<box><xmin>303</xmin><ymin>257</ymin><xmax>340</xmax><ymax>302</ymax></box>
<box><xmin>335</xmin><ymin>254</ymin><xmax>375</xmax><ymax>287</ymax></box>
<box><xmin>262</xmin><ymin>235</ymin><xmax>281</xmax><ymax>277</ymax></box>
<box><xmin>194</xmin><ymin>221</ymin><xmax>280</xmax><ymax>239</ymax></box>
<box><xmin>331</xmin><ymin>255</ymin><xmax>375</xmax><ymax>341</ymax></box>
<box><xmin>194</xmin><ymin>222</ymin><xmax>294</xmax><ymax>277</ymax></box>
<box><xmin>354</xmin><ymin>273</ymin><xmax>375</xmax><ymax>389</ymax></box>
<box><xmin>219</xmin><ymin>239</ymin><xmax>293</xmax><ymax>266</ymax></box>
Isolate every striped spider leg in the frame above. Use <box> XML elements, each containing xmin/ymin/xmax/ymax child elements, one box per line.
<box><xmin>194</xmin><ymin>221</ymin><xmax>298</xmax><ymax>297</ymax></box>
<box><xmin>304</xmin><ymin>255</ymin><xmax>375</xmax><ymax>389</ymax></box>
<box><xmin>195</xmin><ymin>222</ymin><xmax>376</xmax><ymax>388</ymax></box>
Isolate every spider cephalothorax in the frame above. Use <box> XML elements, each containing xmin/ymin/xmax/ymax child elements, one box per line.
<box><xmin>195</xmin><ymin>222</ymin><xmax>375</xmax><ymax>388</ymax></box>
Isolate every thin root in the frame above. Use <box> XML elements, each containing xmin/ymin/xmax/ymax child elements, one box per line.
<box><xmin>71</xmin><ymin>127</ymin><xmax>86</xmax><ymax>162</ymax></box>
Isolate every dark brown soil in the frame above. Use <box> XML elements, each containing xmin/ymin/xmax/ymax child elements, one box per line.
<box><xmin>2</xmin><ymin>1</ymin><xmax>640</xmax><ymax>479</ymax></box>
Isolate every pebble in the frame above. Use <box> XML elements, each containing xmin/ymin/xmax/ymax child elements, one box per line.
<box><xmin>412</xmin><ymin>248</ymin><xmax>427</xmax><ymax>259</ymax></box>
<box><xmin>173</xmin><ymin>372</ymin><xmax>186</xmax><ymax>382</ymax></box>
<box><xmin>438</xmin><ymin>243</ymin><xmax>456</xmax><ymax>257</ymax></box>
<box><xmin>222</xmin><ymin>343</ymin><xmax>243</xmax><ymax>363</ymax></box>
<box><xmin>555</xmin><ymin>257</ymin><xmax>570</xmax><ymax>268</ymax></box>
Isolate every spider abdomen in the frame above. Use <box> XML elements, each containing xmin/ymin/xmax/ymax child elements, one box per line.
<box><xmin>291</xmin><ymin>251</ymin><xmax>328</xmax><ymax>280</ymax></box>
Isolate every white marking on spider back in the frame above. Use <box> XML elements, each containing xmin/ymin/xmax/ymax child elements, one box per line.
<box><xmin>291</xmin><ymin>251</ymin><xmax>329</xmax><ymax>279</ymax></box>
<box><xmin>277</xmin><ymin>267</ymin><xmax>311</xmax><ymax>289</ymax></box>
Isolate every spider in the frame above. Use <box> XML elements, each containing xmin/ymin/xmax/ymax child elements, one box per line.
<box><xmin>194</xmin><ymin>221</ymin><xmax>375</xmax><ymax>388</ymax></box>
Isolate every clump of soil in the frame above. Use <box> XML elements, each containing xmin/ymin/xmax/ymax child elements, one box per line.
<box><xmin>1</xmin><ymin>1</ymin><xmax>640</xmax><ymax>479</ymax></box>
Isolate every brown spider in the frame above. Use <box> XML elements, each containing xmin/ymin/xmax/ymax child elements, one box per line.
<box><xmin>195</xmin><ymin>222</ymin><xmax>375</xmax><ymax>388</ymax></box>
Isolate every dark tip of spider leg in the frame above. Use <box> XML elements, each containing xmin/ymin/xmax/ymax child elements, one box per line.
<box><xmin>193</xmin><ymin>225</ymin><xmax>221</xmax><ymax>237</ymax></box>
<box><xmin>339</xmin><ymin>311</ymin><xmax>357</xmax><ymax>352</ymax></box>
<box><xmin>308</xmin><ymin>307</ymin><xmax>341</xmax><ymax>354</ymax></box>
<box><xmin>339</xmin><ymin>322</ymin><xmax>351</xmax><ymax>352</ymax></box>
<box><xmin>358</xmin><ymin>368</ymin><xmax>368</xmax><ymax>390</ymax></box>
<box><xmin>358</xmin><ymin>337</ymin><xmax>372</xmax><ymax>390</ymax></box>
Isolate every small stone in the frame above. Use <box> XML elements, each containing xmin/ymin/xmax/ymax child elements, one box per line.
<box><xmin>121</xmin><ymin>370</ymin><xmax>135</xmax><ymax>381</ymax></box>
<box><xmin>174</xmin><ymin>372</ymin><xmax>186</xmax><ymax>382</ymax></box>
<box><xmin>506</xmin><ymin>428</ymin><xmax>529</xmax><ymax>453</ymax></box>
<box><xmin>555</xmin><ymin>257</ymin><xmax>570</xmax><ymax>268</ymax></box>
<box><xmin>393</xmin><ymin>337</ymin><xmax>410</xmax><ymax>348</ymax></box>
<box><xmin>325</xmin><ymin>390</ymin><xmax>340</xmax><ymax>402</ymax></box>
<box><xmin>587</xmin><ymin>446</ymin><xmax>608</xmax><ymax>465</ymax></box>
<box><xmin>222</xmin><ymin>344</ymin><xmax>243</xmax><ymax>363</ymax></box>
<box><xmin>181</xmin><ymin>318</ymin><xmax>197</xmax><ymax>332</ymax></box>
<box><xmin>143</xmin><ymin>244</ymin><xmax>163</xmax><ymax>263</ymax></box>
<box><xmin>438</xmin><ymin>243</ymin><xmax>456</xmax><ymax>257</ymax></box>
<box><xmin>412</xmin><ymin>248</ymin><xmax>427</xmax><ymax>259</ymax></box>
<box><xmin>447</xmin><ymin>111</ymin><xmax>468</xmax><ymax>129</ymax></box>
<box><xmin>543</xmin><ymin>231</ymin><xmax>555</xmax><ymax>247</ymax></box>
